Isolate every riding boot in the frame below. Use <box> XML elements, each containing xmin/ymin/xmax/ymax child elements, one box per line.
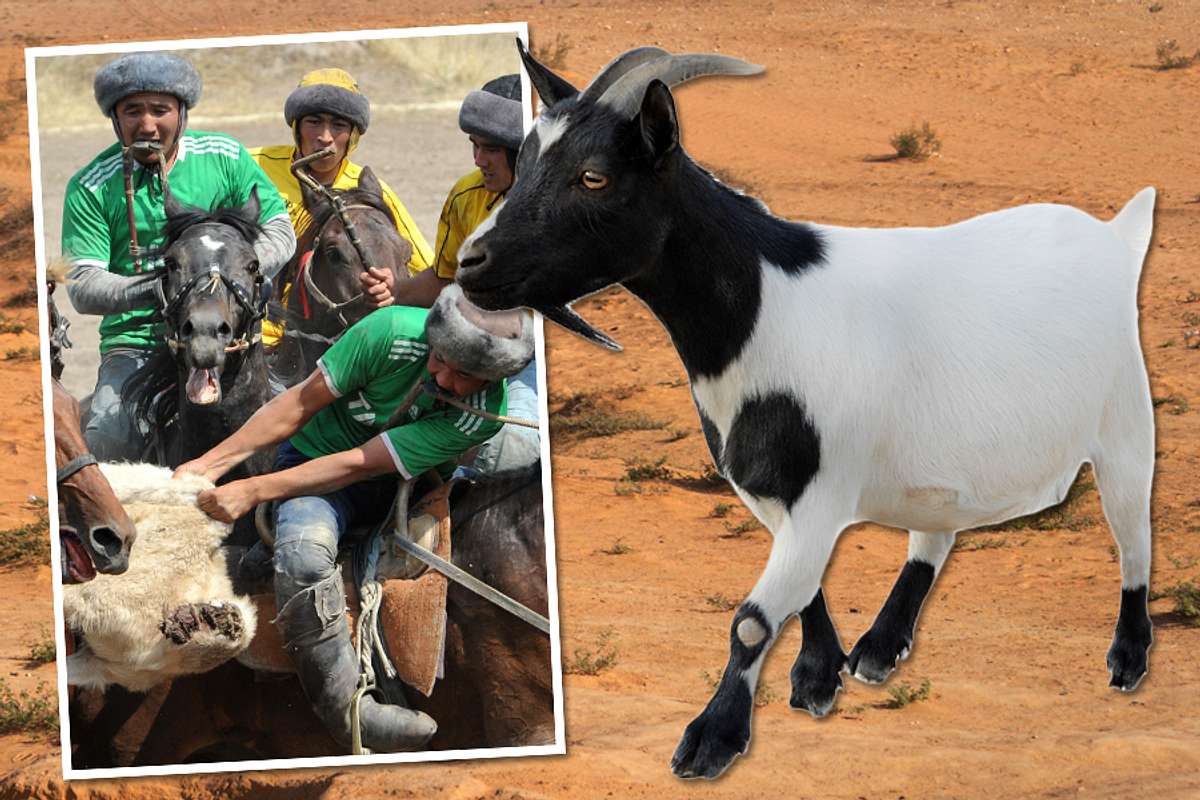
<box><xmin>274</xmin><ymin>570</ymin><xmax>437</xmax><ymax>753</ymax></box>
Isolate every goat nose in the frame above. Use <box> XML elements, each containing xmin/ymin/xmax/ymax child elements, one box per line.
<box><xmin>89</xmin><ymin>526</ymin><xmax>129</xmax><ymax>575</ymax></box>
<box><xmin>457</xmin><ymin>242</ymin><xmax>487</xmax><ymax>272</ymax></box>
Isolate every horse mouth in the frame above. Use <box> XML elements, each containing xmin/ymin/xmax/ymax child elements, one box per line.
<box><xmin>185</xmin><ymin>367</ymin><xmax>223</xmax><ymax>405</ymax></box>
<box><xmin>61</xmin><ymin>530</ymin><xmax>97</xmax><ymax>584</ymax></box>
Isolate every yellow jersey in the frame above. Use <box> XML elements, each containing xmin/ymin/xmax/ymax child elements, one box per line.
<box><xmin>433</xmin><ymin>169</ymin><xmax>505</xmax><ymax>280</ymax></box>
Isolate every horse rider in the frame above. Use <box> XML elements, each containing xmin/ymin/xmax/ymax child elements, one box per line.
<box><xmin>62</xmin><ymin>52</ymin><xmax>295</xmax><ymax>461</ymax></box>
<box><xmin>175</xmin><ymin>285</ymin><xmax>534</xmax><ymax>753</ymax></box>
<box><xmin>399</xmin><ymin>74</ymin><xmax>541</xmax><ymax>474</ymax></box>
<box><xmin>251</xmin><ymin>67</ymin><xmax>435</xmax><ymax>352</ymax></box>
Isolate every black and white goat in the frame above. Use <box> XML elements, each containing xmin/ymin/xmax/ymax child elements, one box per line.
<box><xmin>456</xmin><ymin>43</ymin><xmax>1157</xmax><ymax>779</ymax></box>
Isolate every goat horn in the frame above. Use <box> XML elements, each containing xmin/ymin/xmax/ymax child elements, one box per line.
<box><xmin>595</xmin><ymin>52</ymin><xmax>764</xmax><ymax>118</ymax></box>
<box><xmin>537</xmin><ymin>304</ymin><xmax>622</xmax><ymax>351</ymax></box>
<box><xmin>580</xmin><ymin>46</ymin><xmax>670</xmax><ymax>103</ymax></box>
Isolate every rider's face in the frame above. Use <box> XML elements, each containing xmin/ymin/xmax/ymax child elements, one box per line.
<box><xmin>298</xmin><ymin>113</ymin><xmax>354</xmax><ymax>184</ymax></box>
<box><xmin>427</xmin><ymin>350</ymin><xmax>490</xmax><ymax>398</ymax></box>
<box><xmin>470</xmin><ymin>135</ymin><xmax>513</xmax><ymax>194</ymax></box>
<box><xmin>114</xmin><ymin>93</ymin><xmax>181</xmax><ymax>165</ymax></box>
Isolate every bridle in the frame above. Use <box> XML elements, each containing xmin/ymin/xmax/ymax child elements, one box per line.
<box><xmin>57</xmin><ymin>453</ymin><xmax>99</xmax><ymax>485</ymax></box>
<box><xmin>157</xmin><ymin>236</ymin><xmax>269</xmax><ymax>355</ymax></box>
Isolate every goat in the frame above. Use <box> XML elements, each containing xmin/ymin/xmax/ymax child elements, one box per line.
<box><xmin>63</xmin><ymin>463</ymin><xmax>256</xmax><ymax>692</ymax></box>
<box><xmin>455</xmin><ymin>42</ymin><xmax>1157</xmax><ymax>779</ymax></box>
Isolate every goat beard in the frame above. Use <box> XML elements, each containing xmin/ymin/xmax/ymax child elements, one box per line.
<box><xmin>185</xmin><ymin>366</ymin><xmax>223</xmax><ymax>405</ymax></box>
<box><xmin>538</xmin><ymin>304</ymin><xmax>623</xmax><ymax>352</ymax></box>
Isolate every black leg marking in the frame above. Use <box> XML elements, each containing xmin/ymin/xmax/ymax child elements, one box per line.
<box><xmin>848</xmin><ymin>560</ymin><xmax>934</xmax><ymax>684</ymax></box>
<box><xmin>1107</xmin><ymin>586</ymin><xmax>1152</xmax><ymax>691</ymax></box>
<box><xmin>790</xmin><ymin>588</ymin><xmax>847</xmax><ymax>716</ymax></box>
<box><xmin>671</xmin><ymin>603</ymin><xmax>770</xmax><ymax>779</ymax></box>
<box><xmin>723</xmin><ymin>394</ymin><xmax>819</xmax><ymax>508</ymax></box>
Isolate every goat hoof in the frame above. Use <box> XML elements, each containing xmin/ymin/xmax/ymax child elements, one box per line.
<box><xmin>161</xmin><ymin>602</ymin><xmax>243</xmax><ymax>645</ymax></box>
<box><xmin>670</xmin><ymin>696</ymin><xmax>751</xmax><ymax>779</ymax></box>
<box><xmin>789</xmin><ymin>646</ymin><xmax>846</xmax><ymax>717</ymax></box>
<box><xmin>1106</xmin><ymin>633</ymin><xmax>1150</xmax><ymax>692</ymax></box>
<box><xmin>847</xmin><ymin>627</ymin><xmax>911</xmax><ymax>685</ymax></box>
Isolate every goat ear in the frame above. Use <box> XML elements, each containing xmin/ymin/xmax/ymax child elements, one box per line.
<box><xmin>638</xmin><ymin>79</ymin><xmax>678</xmax><ymax>167</ymax></box>
<box><xmin>240</xmin><ymin>185</ymin><xmax>261</xmax><ymax>221</ymax></box>
<box><xmin>357</xmin><ymin>166</ymin><xmax>383</xmax><ymax>200</ymax></box>
<box><xmin>517</xmin><ymin>37</ymin><xmax>578</xmax><ymax>107</ymax></box>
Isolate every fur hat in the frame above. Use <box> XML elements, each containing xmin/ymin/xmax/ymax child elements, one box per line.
<box><xmin>425</xmin><ymin>284</ymin><xmax>534</xmax><ymax>382</ymax></box>
<box><xmin>458</xmin><ymin>74</ymin><xmax>523</xmax><ymax>151</ymax></box>
<box><xmin>94</xmin><ymin>53</ymin><xmax>202</xmax><ymax>116</ymax></box>
<box><xmin>284</xmin><ymin>68</ymin><xmax>370</xmax><ymax>133</ymax></box>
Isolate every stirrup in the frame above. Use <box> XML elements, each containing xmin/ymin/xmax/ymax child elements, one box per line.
<box><xmin>349</xmin><ymin>673</ymin><xmax>385</xmax><ymax>756</ymax></box>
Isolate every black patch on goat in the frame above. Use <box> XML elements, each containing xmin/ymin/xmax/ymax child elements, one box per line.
<box><xmin>626</xmin><ymin>162</ymin><xmax>825</xmax><ymax>380</ymax></box>
<box><xmin>848</xmin><ymin>560</ymin><xmax>935</xmax><ymax>683</ymax></box>
<box><xmin>723</xmin><ymin>393</ymin><xmax>821</xmax><ymax>508</ymax></box>
<box><xmin>694</xmin><ymin>400</ymin><xmax>724</xmax><ymax>475</ymax></box>
<box><xmin>1107</xmin><ymin>585</ymin><xmax>1152</xmax><ymax>691</ymax></box>
<box><xmin>790</xmin><ymin>588</ymin><xmax>847</xmax><ymax>715</ymax></box>
<box><xmin>670</xmin><ymin>601</ymin><xmax>769</xmax><ymax>779</ymax></box>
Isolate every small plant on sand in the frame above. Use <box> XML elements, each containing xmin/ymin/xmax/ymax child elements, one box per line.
<box><xmin>884</xmin><ymin>678</ymin><xmax>932</xmax><ymax>709</ymax></box>
<box><xmin>0</xmin><ymin>512</ymin><xmax>49</xmax><ymax>566</ymax></box>
<box><xmin>1151</xmin><ymin>580</ymin><xmax>1200</xmax><ymax>624</ymax></box>
<box><xmin>663</xmin><ymin>428</ymin><xmax>690</xmax><ymax>443</ymax></box>
<box><xmin>703</xmin><ymin>593</ymin><xmax>739</xmax><ymax>611</ymax></box>
<box><xmin>551</xmin><ymin>387</ymin><xmax>669</xmax><ymax>441</ymax></box>
<box><xmin>0</xmin><ymin>314</ymin><xmax>27</xmax><ymax>334</ymax></box>
<box><xmin>954</xmin><ymin>534</ymin><xmax>1007</xmax><ymax>552</ymax></box>
<box><xmin>565</xmin><ymin>628</ymin><xmax>619</xmax><ymax>675</ymax></box>
<box><xmin>1153</xmin><ymin>394</ymin><xmax>1189</xmax><ymax>415</ymax></box>
<box><xmin>1155</xmin><ymin>39</ymin><xmax>1199</xmax><ymax>70</ymax></box>
<box><xmin>5</xmin><ymin>345</ymin><xmax>37</xmax><ymax>362</ymax></box>
<box><xmin>721</xmin><ymin>518</ymin><xmax>764</xmax><ymax>538</ymax></box>
<box><xmin>601</xmin><ymin>538</ymin><xmax>632</xmax><ymax>556</ymax></box>
<box><xmin>889</xmin><ymin>122</ymin><xmax>941</xmax><ymax>161</ymax></box>
<box><xmin>710</xmin><ymin>503</ymin><xmax>734</xmax><ymax>518</ymax></box>
<box><xmin>27</xmin><ymin>630</ymin><xmax>55</xmax><ymax>664</ymax></box>
<box><xmin>533</xmin><ymin>32</ymin><xmax>572</xmax><ymax>69</ymax></box>
<box><xmin>624</xmin><ymin>455</ymin><xmax>672</xmax><ymax>482</ymax></box>
<box><xmin>1069</xmin><ymin>61</ymin><xmax>1087</xmax><ymax>76</ymax></box>
<box><xmin>0</xmin><ymin>679</ymin><xmax>57</xmax><ymax>735</ymax></box>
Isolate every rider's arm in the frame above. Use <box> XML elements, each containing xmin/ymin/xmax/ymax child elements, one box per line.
<box><xmin>197</xmin><ymin>437</ymin><xmax>395</xmax><ymax>523</ymax></box>
<box><xmin>177</xmin><ymin>369</ymin><xmax>335</xmax><ymax>483</ymax></box>
<box><xmin>65</xmin><ymin>262</ymin><xmax>161</xmax><ymax>315</ymax></box>
<box><xmin>391</xmin><ymin>265</ymin><xmax>449</xmax><ymax>308</ymax></box>
<box><xmin>253</xmin><ymin>213</ymin><xmax>297</xmax><ymax>282</ymax></box>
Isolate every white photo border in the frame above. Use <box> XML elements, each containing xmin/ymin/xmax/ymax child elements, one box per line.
<box><xmin>25</xmin><ymin>20</ymin><xmax>566</xmax><ymax>781</ymax></box>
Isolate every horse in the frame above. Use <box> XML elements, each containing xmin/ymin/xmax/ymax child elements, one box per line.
<box><xmin>48</xmin><ymin>281</ymin><xmax>136</xmax><ymax>584</ymax></box>
<box><xmin>123</xmin><ymin>185</ymin><xmax>274</xmax><ymax>490</ymax></box>
<box><xmin>269</xmin><ymin>166</ymin><xmax>412</xmax><ymax>388</ymax></box>
<box><xmin>67</xmin><ymin>463</ymin><xmax>554</xmax><ymax>766</ymax></box>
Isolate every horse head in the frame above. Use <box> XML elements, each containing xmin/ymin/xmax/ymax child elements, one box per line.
<box><xmin>53</xmin><ymin>379</ymin><xmax>136</xmax><ymax>583</ymax></box>
<box><xmin>159</xmin><ymin>185</ymin><xmax>267</xmax><ymax>406</ymax></box>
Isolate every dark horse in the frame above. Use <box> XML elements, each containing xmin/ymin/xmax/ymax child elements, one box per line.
<box><xmin>269</xmin><ymin>166</ymin><xmax>412</xmax><ymax>388</ymax></box>
<box><xmin>48</xmin><ymin>285</ymin><xmax>136</xmax><ymax>583</ymax></box>
<box><xmin>68</xmin><ymin>462</ymin><xmax>554</xmax><ymax>766</ymax></box>
<box><xmin>124</xmin><ymin>186</ymin><xmax>274</xmax><ymax>486</ymax></box>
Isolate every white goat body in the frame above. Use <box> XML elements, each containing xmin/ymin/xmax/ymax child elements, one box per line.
<box><xmin>694</xmin><ymin>191</ymin><xmax>1155</xmax><ymax>538</ymax></box>
<box><xmin>63</xmin><ymin>464</ymin><xmax>256</xmax><ymax>691</ymax></box>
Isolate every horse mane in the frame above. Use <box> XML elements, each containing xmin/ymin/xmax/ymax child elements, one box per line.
<box><xmin>122</xmin><ymin>345</ymin><xmax>180</xmax><ymax>446</ymax></box>
<box><xmin>162</xmin><ymin>204</ymin><xmax>263</xmax><ymax>249</ymax></box>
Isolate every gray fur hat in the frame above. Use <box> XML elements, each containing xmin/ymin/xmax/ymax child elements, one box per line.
<box><xmin>94</xmin><ymin>53</ymin><xmax>202</xmax><ymax>116</ymax></box>
<box><xmin>425</xmin><ymin>284</ymin><xmax>534</xmax><ymax>382</ymax></box>
<box><xmin>458</xmin><ymin>74</ymin><xmax>523</xmax><ymax>151</ymax></box>
<box><xmin>284</xmin><ymin>68</ymin><xmax>370</xmax><ymax>133</ymax></box>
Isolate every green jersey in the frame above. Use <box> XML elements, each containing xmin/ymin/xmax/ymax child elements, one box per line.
<box><xmin>61</xmin><ymin>131</ymin><xmax>289</xmax><ymax>353</ymax></box>
<box><xmin>292</xmin><ymin>306</ymin><xmax>507</xmax><ymax>479</ymax></box>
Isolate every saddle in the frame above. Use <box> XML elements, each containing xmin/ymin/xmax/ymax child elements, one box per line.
<box><xmin>236</xmin><ymin>479</ymin><xmax>453</xmax><ymax>697</ymax></box>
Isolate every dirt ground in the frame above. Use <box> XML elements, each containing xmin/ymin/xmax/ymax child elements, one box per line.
<box><xmin>1</xmin><ymin>1</ymin><xmax>1199</xmax><ymax>798</ymax></box>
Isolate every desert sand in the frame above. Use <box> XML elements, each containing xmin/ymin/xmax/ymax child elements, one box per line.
<box><xmin>0</xmin><ymin>1</ymin><xmax>1198</xmax><ymax>798</ymax></box>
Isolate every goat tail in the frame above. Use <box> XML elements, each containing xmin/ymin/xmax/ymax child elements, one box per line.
<box><xmin>1108</xmin><ymin>187</ymin><xmax>1156</xmax><ymax>273</ymax></box>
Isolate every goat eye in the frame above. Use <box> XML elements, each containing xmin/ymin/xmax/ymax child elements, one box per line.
<box><xmin>580</xmin><ymin>170</ymin><xmax>609</xmax><ymax>190</ymax></box>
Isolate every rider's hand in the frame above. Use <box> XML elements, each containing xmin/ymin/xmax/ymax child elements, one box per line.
<box><xmin>360</xmin><ymin>266</ymin><xmax>396</xmax><ymax>309</ymax></box>
<box><xmin>173</xmin><ymin>459</ymin><xmax>210</xmax><ymax>481</ymax></box>
<box><xmin>196</xmin><ymin>481</ymin><xmax>258</xmax><ymax>524</ymax></box>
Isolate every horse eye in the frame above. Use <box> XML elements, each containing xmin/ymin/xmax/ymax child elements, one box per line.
<box><xmin>581</xmin><ymin>170</ymin><xmax>609</xmax><ymax>190</ymax></box>
<box><xmin>246</xmin><ymin>260</ymin><xmax>260</xmax><ymax>274</ymax></box>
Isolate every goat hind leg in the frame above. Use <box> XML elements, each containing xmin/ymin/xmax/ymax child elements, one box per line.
<box><xmin>671</xmin><ymin>503</ymin><xmax>840</xmax><ymax>780</ymax></box>
<box><xmin>848</xmin><ymin>530</ymin><xmax>953</xmax><ymax>684</ymax></box>
<box><xmin>789</xmin><ymin>588</ymin><xmax>846</xmax><ymax>717</ymax></box>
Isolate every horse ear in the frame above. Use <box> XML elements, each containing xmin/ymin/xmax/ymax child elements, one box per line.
<box><xmin>357</xmin><ymin>166</ymin><xmax>383</xmax><ymax>200</ymax></box>
<box><xmin>241</xmin><ymin>185</ymin><xmax>262</xmax><ymax>221</ymax></box>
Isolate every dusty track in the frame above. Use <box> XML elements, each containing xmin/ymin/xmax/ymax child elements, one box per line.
<box><xmin>1</xmin><ymin>1</ymin><xmax>1198</xmax><ymax>798</ymax></box>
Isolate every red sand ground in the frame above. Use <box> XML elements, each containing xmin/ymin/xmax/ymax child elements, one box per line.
<box><xmin>0</xmin><ymin>2</ymin><xmax>1198</xmax><ymax>798</ymax></box>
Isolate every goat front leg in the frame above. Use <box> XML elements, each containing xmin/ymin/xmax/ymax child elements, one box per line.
<box><xmin>671</xmin><ymin>499</ymin><xmax>842</xmax><ymax>780</ymax></box>
<box><xmin>847</xmin><ymin>530</ymin><xmax>953</xmax><ymax>684</ymax></box>
<box><xmin>789</xmin><ymin>587</ymin><xmax>847</xmax><ymax>716</ymax></box>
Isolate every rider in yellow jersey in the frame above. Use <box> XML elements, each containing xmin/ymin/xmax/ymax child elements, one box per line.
<box><xmin>252</xmin><ymin>68</ymin><xmax>434</xmax><ymax>349</ymax></box>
